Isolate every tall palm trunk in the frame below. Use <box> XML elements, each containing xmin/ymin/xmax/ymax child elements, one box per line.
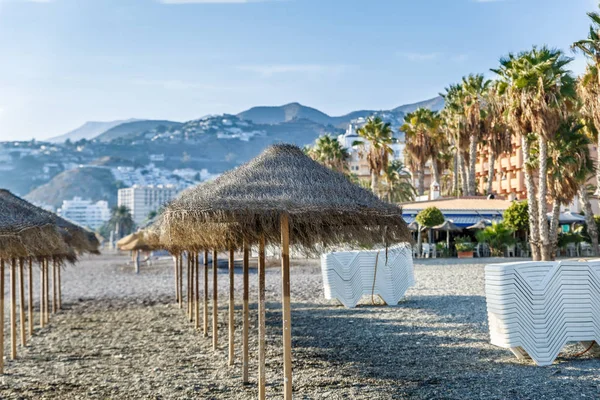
<box><xmin>486</xmin><ymin>151</ymin><xmax>496</xmax><ymax>195</ymax></box>
<box><xmin>468</xmin><ymin>134</ymin><xmax>477</xmax><ymax>195</ymax></box>
<box><xmin>431</xmin><ymin>158</ymin><xmax>440</xmax><ymax>185</ymax></box>
<box><xmin>521</xmin><ymin>136</ymin><xmax>541</xmax><ymax>260</ymax></box>
<box><xmin>580</xmin><ymin>185</ymin><xmax>600</xmax><ymax>256</ymax></box>
<box><xmin>537</xmin><ymin>137</ymin><xmax>551</xmax><ymax>261</ymax></box>
<box><xmin>458</xmin><ymin>152</ymin><xmax>468</xmax><ymax>196</ymax></box>
<box><xmin>549</xmin><ymin>199</ymin><xmax>561</xmax><ymax>260</ymax></box>
<box><xmin>452</xmin><ymin>153</ymin><xmax>459</xmax><ymax>197</ymax></box>
<box><xmin>597</xmin><ymin>135</ymin><xmax>600</xmax><ymax>194</ymax></box>
<box><xmin>418</xmin><ymin>162</ymin><xmax>426</xmax><ymax>196</ymax></box>
<box><xmin>371</xmin><ymin>171</ymin><xmax>379</xmax><ymax>197</ymax></box>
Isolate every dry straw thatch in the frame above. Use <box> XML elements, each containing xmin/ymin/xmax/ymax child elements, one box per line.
<box><xmin>163</xmin><ymin>144</ymin><xmax>411</xmax><ymax>251</ymax></box>
<box><xmin>0</xmin><ymin>190</ymin><xmax>69</xmax><ymax>259</ymax></box>
<box><xmin>1</xmin><ymin>190</ymin><xmax>99</xmax><ymax>255</ymax></box>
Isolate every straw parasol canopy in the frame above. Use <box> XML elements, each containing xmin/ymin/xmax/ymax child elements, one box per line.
<box><xmin>0</xmin><ymin>190</ymin><xmax>69</xmax><ymax>260</ymax></box>
<box><xmin>467</xmin><ymin>219</ymin><xmax>492</xmax><ymax>230</ymax></box>
<box><xmin>163</xmin><ymin>144</ymin><xmax>411</xmax><ymax>250</ymax></box>
<box><xmin>432</xmin><ymin>219</ymin><xmax>462</xmax><ymax>249</ymax></box>
<box><xmin>0</xmin><ymin>189</ymin><xmax>98</xmax><ymax>255</ymax></box>
<box><xmin>117</xmin><ymin>233</ymin><xmax>138</xmax><ymax>249</ymax></box>
<box><xmin>119</xmin><ymin>232</ymin><xmax>152</xmax><ymax>252</ymax></box>
<box><xmin>431</xmin><ymin>220</ymin><xmax>462</xmax><ymax>232</ymax></box>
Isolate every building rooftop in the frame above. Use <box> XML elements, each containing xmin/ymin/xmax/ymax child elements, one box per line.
<box><xmin>400</xmin><ymin>197</ymin><xmax>515</xmax><ymax>212</ymax></box>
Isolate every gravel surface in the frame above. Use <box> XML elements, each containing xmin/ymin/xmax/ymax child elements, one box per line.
<box><xmin>0</xmin><ymin>252</ymin><xmax>599</xmax><ymax>399</ymax></box>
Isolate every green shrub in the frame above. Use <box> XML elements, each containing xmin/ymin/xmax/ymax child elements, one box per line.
<box><xmin>475</xmin><ymin>222</ymin><xmax>515</xmax><ymax>256</ymax></box>
<box><xmin>503</xmin><ymin>201</ymin><xmax>529</xmax><ymax>233</ymax></box>
<box><xmin>454</xmin><ymin>236</ymin><xmax>475</xmax><ymax>252</ymax></box>
<box><xmin>416</xmin><ymin>207</ymin><xmax>445</xmax><ymax>228</ymax></box>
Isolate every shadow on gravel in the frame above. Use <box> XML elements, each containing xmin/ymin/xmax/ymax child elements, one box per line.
<box><xmin>259</xmin><ymin>296</ymin><xmax>515</xmax><ymax>397</ymax></box>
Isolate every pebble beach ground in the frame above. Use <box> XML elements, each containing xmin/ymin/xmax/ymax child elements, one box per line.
<box><xmin>1</xmin><ymin>252</ymin><xmax>599</xmax><ymax>399</ymax></box>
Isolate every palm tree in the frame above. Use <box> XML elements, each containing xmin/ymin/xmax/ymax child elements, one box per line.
<box><xmin>461</xmin><ymin>74</ymin><xmax>491</xmax><ymax>195</ymax></box>
<box><xmin>381</xmin><ymin>160</ymin><xmax>416</xmax><ymax>203</ymax></box>
<box><xmin>400</xmin><ymin>108</ymin><xmax>443</xmax><ymax>195</ymax></box>
<box><xmin>572</xmin><ymin>5</ymin><xmax>600</xmax><ymax>85</ymax></box>
<box><xmin>573</xmin><ymin>6</ymin><xmax>600</xmax><ymax>192</ymax></box>
<box><xmin>493</xmin><ymin>46</ymin><xmax>577</xmax><ymax>261</ymax></box>
<box><xmin>109</xmin><ymin>205</ymin><xmax>135</xmax><ymax>240</ymax></box>
<box><xmin>356</xmin><ymin>117</ymin><xmax>394</xmax><ymax>196</ymax></box>
<box><xmin>482</xmin><ymin>82</ymin><xmax>513</xmax><ymax>195</ymax></box>
<box><xmin>577</xmin><ymin>67</ymin><xmax>600</xmax><ymax>192</ymax></box>
<box><xmin>308</xmin><ymin>134</ymin><xmax>349</xmax><ymax>173</ymax></box>
<box><xmin>532</xmin><ymin>119</ymin><xmax>597</xmax><ymax>258</ymax></box>
<box><xmin>441</xmin><ymin>84</ymin><xmax>469</xmax><ymax>195</ymax></box>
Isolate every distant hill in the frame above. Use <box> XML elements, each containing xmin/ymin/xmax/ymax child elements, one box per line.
<box><xmin>391</xmin><ymin>97</ymin><xmax>445</xmax><ymax>114</ymax></box>
<box><xmin>89</xmin><ymin>156</ymin><xmax>137</xmax><ymax>168</ymax></box>
<box><xmin>25</xmin><ymin>167</ymin><xmax>119</xmax><ymax>209</ymax></box>
<box><xmin>237</xmin><ymin>102</ymin><xmax>333</xmax><ymax>125</ymax></box>
<box><xmin>95</xmin><ymin>120</ymin><xmax>182</xmax><ymax>143</ymax></box>
<box><xmin>46</xmin><ymin>120</ymin><xmax>138</xmax><ymax>143</ymax></box>
<box><xmin>236</xmin><ymin>96</ymin><xmax>444</xmax><ymax>127</ymax></box>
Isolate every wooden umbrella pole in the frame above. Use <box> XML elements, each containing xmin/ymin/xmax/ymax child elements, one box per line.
<box><xmin>195</xmin><ymin>252</ymin><xmax>200</xmax><ymax>330</ymax></box>
<box><xmin>45</xmin><ymin>259</ymin><xmax>49</xmax><ymax>324</ymax></box>
<box><xmin>203</xmin><ymin>249</ymin><xmax>208</xmax><ymax>337</ymax></box>
<box><xmin>57</xmin><ymin>262</ymin><xmax>62</xmax><ymax>311</ymax></box>
<box><xmin>212</xmin><ymin>249</ymin><xmax>218</xmax><ymax>351</ymax></box>
<box><xmin>228</xmin><ymin>247</ymin><xmax>234</xmax><ymax>366</ymax></box>
<box><xmin>190</xmin><ymin>253</ymin><xmax>194</xmax><ymax>323</ymax></box>
<box><xmin>39</xmin><ymin>260</ymin><xmax>44</xmax><ymax>328</ymax></box>
<box><xmin>10</xmin><ymin>259</ymin><xmax>16</xmax><ymax>359</ymax></box>
<box><xmin>280</xmin><ymin>213</ymin><xmax>292</xmax><ymax>400</ymax></box>
<box><xmin>52</xmin><ymin>259</ymin><xmax>57</xmax><ymax>314</ymax></box>
<box><xmin>258</xmin><ymin>235</ymin><xmax>266</xmax><ymax>400</ymax></box>
<box><xmin>173</xmin><ymin>255</ymin><xmax>179</xmax><ymax>303</ymax></box>
<box><xmin>242</xmin><ymin>242</ymin><xmax>250</xmax><ymax>384</ymax></box>
<box><xmin>188</xmin><ymin>252</ymin><xmax>192</xmax><ymax>321</ymax></box>
<box><xmin>0</xmin><ymin>259</ymin><xmax>5</xmax><ymax>373</ymax></box>
<box><xmin>178</xmin><ymin>254</ymin><xmax>183</xmax><ymax>309</ymax></box>
<box><xmin>18</xmin><ymin>258</ymin><xmax>26</xmax><ymax>347</ymax></box>
<box><xmin>28</xmin><ymin>258</ymin><xmax>33</xmax><ymax>337</ymax></box>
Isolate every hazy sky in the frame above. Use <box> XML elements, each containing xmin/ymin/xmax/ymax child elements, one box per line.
<box><xmin>0</xmin><ymin>0</ymin><xmax>596</xmax><ymax>141</ymax></box>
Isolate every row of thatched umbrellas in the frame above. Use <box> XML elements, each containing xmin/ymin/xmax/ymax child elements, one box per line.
<box><xmin>132</xmin><ymin>144</ymin><xmax>411</xmax><ymax>399</ymax></box>
<box><xmin>0</xmin><ymin>189</ymin><xmax>100</xmax><ymax>374</ymax></box>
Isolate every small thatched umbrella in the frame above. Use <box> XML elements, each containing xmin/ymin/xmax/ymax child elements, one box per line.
<box><xmin>431</xmin><ymin>219</ymin><xmax>463</xmax><ymax>250</ymax></box>
<box><xmin>467</xmin><ymin>219</ymin><xmax>492</xmax><ymax>230</ymax></box>
<box><xmin>163</xmin><ymin>144</ymin><xmax>411</xmax><ymax>399</ymax></box>
<box><xmin>0</xmin><ymin>190</ymin><xmax>73</xmax><ymax>369</ymax></box>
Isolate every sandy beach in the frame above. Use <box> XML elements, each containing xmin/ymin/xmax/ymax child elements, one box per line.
<box><xmin>0</xmin><ymin>252</ymin><xmax>599</xmax><ymax>399</ymax></box>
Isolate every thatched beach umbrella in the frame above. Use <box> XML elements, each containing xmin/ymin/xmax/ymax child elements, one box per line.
<box><xmin>0</xmin><ymin>190</ymin><xmax>72</xmax><ymax>369</ymax></box>
<box><xmin>163</xmin><ymin>144</ymin><xmax>411</xmax><ymax>399</ymax></box>
<box><xmin>467</xmin><ymin>219</ymin><xmax>492</xmax><ymax>230</ymax></box>
<box><xmin>431</xmin><ymin>219</ymin><xmax>462</xmax><ymax>249</ymax></box>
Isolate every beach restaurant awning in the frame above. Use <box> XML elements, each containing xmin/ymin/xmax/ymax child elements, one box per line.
<box><xmin>404</xmin><ymin>215</ymin><xmax>498</xmax><ymax>228</ymax></box>
<box><xmin>546</xmin><ymin>211</ymin><xmax>587</xmax><ymax>224</ymax></box>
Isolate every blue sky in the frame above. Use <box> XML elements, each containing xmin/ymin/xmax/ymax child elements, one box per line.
<box><xmin>0</xmin><ymin>0</ymin><xmax>596</xmax><ymax>141</ymax></box>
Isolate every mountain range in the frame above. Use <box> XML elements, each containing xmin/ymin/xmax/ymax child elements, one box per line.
<box><xmin>46</xmin><ymin>96</ymin><xmax>444</xmax><ymax>143</ymax></box>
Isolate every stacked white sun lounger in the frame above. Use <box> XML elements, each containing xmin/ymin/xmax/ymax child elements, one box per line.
<box><xmin>485</xmin><ymin>260</ymin><xmax>600</xmax><ymax>366</ymax></box>
<box><xmin>321</xmin><ymin>244</ymin><xmax>414</xmax><ymax>308</ymax></box>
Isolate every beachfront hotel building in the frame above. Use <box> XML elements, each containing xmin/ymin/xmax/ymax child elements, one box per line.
<box><xmin>475</xmin><ymin>137</ymin><xmax>526</xmax><ymax>199</ymax></box>
<box><xmin>118</xmin><ymin>184</ymin><xmax>178</xmax><ymax>225</ymax></box>
<box><xmin>58</xmin><ymin>197</ymin><xmax>111</xmax><ymax>230</ymax></box>
<box><xmin>475</xmin><ymin>138</ymin><xmax>600</xmax><ymax>213</ymax></box>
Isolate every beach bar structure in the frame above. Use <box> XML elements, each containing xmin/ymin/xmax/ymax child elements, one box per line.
<box><xmin>161</xmin><ymin>144</ymin><xmax>411</xmax><ymax>399</ymax></box>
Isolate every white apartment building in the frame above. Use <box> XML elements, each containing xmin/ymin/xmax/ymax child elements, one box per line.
<box><xmin>58</xmin><ymin>197</ymin><xmax>111</xmax><ymax>230</ymax></box>
<box><xmin>118</xmin><ymin>185</ymin><xmax>178</xmax><ymax>225</ymax></box>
